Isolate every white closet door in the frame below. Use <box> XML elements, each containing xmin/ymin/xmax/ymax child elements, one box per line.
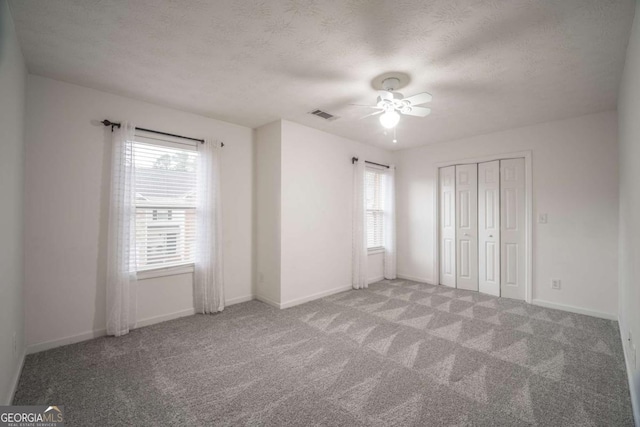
<box><xmin>500</xmin><ymin>158</ymin><xmax>526</xmax><ymax>300</ymax></box>
<box><xmin>439</xmin><ymin>166</ymin><xmax>456</xmax><ymax>287</ymax></box>
<box><xmin>456</xmin><ymin>164</ymin><xmax>478</xmax><ymax>291</ymax></box>
<box><xmin>478</xmin><ymin>161</ymin><xmax>500</xmax><ymax>296</ymax></box>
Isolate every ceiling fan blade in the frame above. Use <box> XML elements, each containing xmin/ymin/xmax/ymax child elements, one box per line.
<box><xmin>402</xmin><ymin>106</ymin><xmax>431</xmax><ymax>117</ymax></box>
<box><xmin>360</xmin><ymin>110</ymin><xmax>384</xmax><ymax>119</ymax></box>
<box><xmin>404</xmin><ymin>92</ymin><xmax>433</xmax><ymax>106</ymax></box>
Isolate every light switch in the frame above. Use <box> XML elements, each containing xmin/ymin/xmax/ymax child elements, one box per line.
<box><xmin>538</xmin><ymin>213</ymin><xmax>548</xmax><ymax>224</ymax></box>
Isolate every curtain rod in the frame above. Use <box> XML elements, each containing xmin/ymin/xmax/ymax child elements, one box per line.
<box><xmin>101</xmin><ymin>120</ymin><xmax>224</xmax><ymax>147</ymax></box>
<box><xmin>351</xmin><ymin>157</ymin><xmax>390</xmax><ymax>169</ymax></box>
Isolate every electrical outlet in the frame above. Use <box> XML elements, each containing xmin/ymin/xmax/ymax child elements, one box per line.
<box><xmin>259</xmin><ymin>273</ymin><xmax>264</xmax><ymax>284</ymax></box>
<box><xmin>538</xmin><ymin>213</ymin><xmax>548</xmax><ymax>224</ymax></box>
<box><xmin>551</xmin><ymin>279</ymin><xmax>561</xmax><ymax>290</ymax></box>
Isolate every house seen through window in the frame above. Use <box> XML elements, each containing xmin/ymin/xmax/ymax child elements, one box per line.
<box><xmin>133</xmin><ymin>139</ymin><xmax>197</xmax><ymax>270</ymax></box>
<box><xmin>365</xmin><ymin>168</ymin><xmax>385</xmax><ymax>250</ymax></box>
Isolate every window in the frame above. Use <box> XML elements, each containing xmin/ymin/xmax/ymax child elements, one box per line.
<box><xmin>152</xmin><ymin>209</ymin><xmax>173</xmax><ymax>221</ymax></box>
<box><xmin>133</xmin><ymin>139</ymin><xmax>197</xmax><ymax>271</ymax></box>
<box><xmin>365</xmin><ymin>167</ymin><xmax>385</xmax><ymax>249</ymax></box>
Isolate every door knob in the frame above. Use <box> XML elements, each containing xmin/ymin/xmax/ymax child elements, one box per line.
<box><xmin>489</xmin><ymin>235</ymin><xmax>493</xmax><ymax>238</ymax></box>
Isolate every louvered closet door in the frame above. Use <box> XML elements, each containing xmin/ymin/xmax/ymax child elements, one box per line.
<box><xmin>478</xmin><ymin>161</ymin><xmax>500</xmax><ymax>296</ymax></box>
<box><xmin>456</xmin><ymin>164</ymin><xmax>478</xmax><ymax>291</ymax></box>
<box><xmin>500</xmin><ymin>158</ymin><xmax>526</xmax><ymax>300</ymax></box>
<box><xmin>439</xmin><ymin>166</ymin><xmax>456</xmax><ymax>287</ymax></box>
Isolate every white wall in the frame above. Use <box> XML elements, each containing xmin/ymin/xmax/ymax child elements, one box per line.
<box><xmin>24</xmin><ymin>75</ymin><xmax>254</xmax><ymax>351</ymax></box>
<box><xmin>0</xmin><ymin>0</ymin><xmax>26</xmax><ymax>404</ymax></box>
<box><xmin>618</xmin><ymin>0</ymin><xmax>640</xmax><ymax>423</ymax></box>
<box><xmin>255</xmin><ymin>121</ymin><xmax>282</xmax><ymax>305</ymax></box>
<box><xmin>396</xmin><ymin>111</ymin><xmax>619</xmax><ymax>318</ymax></box>
<box><xmin>253</xmin><ymin>120</ymin><xmax>394</xmax><ymax>308</ymax></box>
<box><xmin>280</xmin><ymin>120</ymin><xmax>393</xmax><ymax>306</ymax></box>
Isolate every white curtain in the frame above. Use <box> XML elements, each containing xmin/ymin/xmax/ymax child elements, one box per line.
<box><xmin>384</xmin><ymin>165</ymin><xmax>397</xmax><ymax>279</ymax></box>
<box><xmin>195</xmin><ymin>138</ymin><xmax>225</xmax><ymax>314</ymax></box>
<box><xmin>352</xmin><ymin>160</ymin><xmax>368</xmax><ymax>289</ymax></box>
<box><xmin>106</xmin><ymin>122</ymin><xmax>137</xmax><ymax>336</ymax></box>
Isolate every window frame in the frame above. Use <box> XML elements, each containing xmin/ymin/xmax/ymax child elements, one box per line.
<box><xmin>133</xmin><ymin>132</ymin><xmax>198</xmax><ymax>280</ymax></box>
<box><xmin>365</xmin><ymin>166</ymin><xmax>386</xmax><ymax>253</ymax></box>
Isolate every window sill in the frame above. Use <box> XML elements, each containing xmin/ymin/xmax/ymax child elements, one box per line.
<box><xmin>368</xmin><ymin>247</ymin><xmax>385</xmax><ymax>255</ymax></box>
<box><xmin>137</xmin><ymin>264</ymin><xmax>195</xmax><ymax>280</ymax></box>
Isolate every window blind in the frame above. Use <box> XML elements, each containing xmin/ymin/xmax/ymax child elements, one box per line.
<box><xmin>133</xmin><ymin>140</ymin><xmax>198</xmax><ymax>271</ymax></box>
<box><xmin>365</xmin><ymin>168</ymin><xmax>385</xmax><ymax>249</ymax></box>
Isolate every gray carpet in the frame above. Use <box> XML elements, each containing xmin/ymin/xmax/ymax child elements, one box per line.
<box><xmin>14</xmin><ymin>280</ymin><xmax>633</xmax><ymax>426</ymax></box>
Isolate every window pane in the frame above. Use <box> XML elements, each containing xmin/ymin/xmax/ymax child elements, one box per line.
<box><xmin>134</xmin><ymin>142</ymin><xmax>198</xmax><ymax>208</ymax></box>
<box><xmin>365</xmin><ymin>168</ymin><xmax>385</xmax><ymax>248</ymax></box>
<box><xmin>367</xmin><ymin>211</ymin><xmax>383</xmax><ymax>248</ymax></box>
<box><xmin>133</xmin><ymin>141</ymin><xmax>198</xmax><ymax>270</ymax></box>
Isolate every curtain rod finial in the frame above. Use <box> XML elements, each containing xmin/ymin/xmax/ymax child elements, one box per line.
<box><xmin>352</xmin><ymin>157</ymin><xmax>358</xmax><ymax>164</ymax></box>
<box><xmin>101</xmin><ymin>120</ymin><xmax>121</xmax><ymax>132</ymax></box>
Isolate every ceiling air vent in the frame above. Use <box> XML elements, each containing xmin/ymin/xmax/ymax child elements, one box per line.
<box><xmin>309</xmin><ymin>109</ymin><xmax>338</xmax><ymax>121</ymax></box>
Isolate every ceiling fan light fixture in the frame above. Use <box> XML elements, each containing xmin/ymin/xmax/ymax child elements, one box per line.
<box><xmin>379</xmin><ymin>110</ymin><xmax>400</xmax><ymax>129</ymax></box>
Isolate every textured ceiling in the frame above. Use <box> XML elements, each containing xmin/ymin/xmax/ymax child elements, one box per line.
<box><xmin>9</xmin><ymin>0</ymin><xmax>635</xmax><ymax>150</ymax></box>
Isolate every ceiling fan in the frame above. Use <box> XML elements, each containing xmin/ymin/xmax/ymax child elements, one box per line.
<box><xmin>357</xmin><ymin>77</ymin><xmax>432</xmax><ymax>129</ymax></box>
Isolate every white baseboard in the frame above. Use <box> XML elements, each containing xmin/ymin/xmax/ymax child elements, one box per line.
<box><xmin>28</xmin><ymin>310</ymin><xmax>195</xmax><ymax>354</ymax></box>
<box><xmin>26</xmin><ymin>295</ymin><xmax>256</xmax><ymax>355</ymax></box>
<box><xmin>27</xmin><ymin>309</ymin><xmax>194</xmax><ymax>354</ymax></box>
<box><xmin>225</xmin><ymin>294</ymin><xmax>255</xmax><ymax>306</ymax></box>
<box><xmin>619</xmin><ymin>316</ymin><xmax>640</xmax><ymax>427</ymax></box>
<box><xmin>136</xmin><ymin>308</ymin><xmax>195</xmax><ymax>328</ymax></box>
<box><xmin>280</xmin><ymin>285</ymin><xmax>353</xmax><ymax>309</ymax></box>
<box><xmin>397</xmin><ymin>274</ymin><xmax>434</xmax><ymax>285</ymax></box>
<box><xmin>27</xmin><ymin>328</ymin><xmax>107</xmax><ymax>355</ymax></box>
<box><xmin>5</xmin><ymin>348</ymin><xmax>25</xmax><ymax>405</ymax></box>
<box><xmin>368</xmin><ymin>275</ymin><xmax>385</xmax><ymax>285</ymax></box>
<box><xmin>531</xmin><ymin>299</ymin><xmax>617</xmax><ymax>321</ymax></box>
<box><xmin>255</xmin><ymin>294</ymin><xmax>281</xmax><ymax>309</ymax></box>
<box><xmin>257</xmin><ymin>285</ymin><xmax>353</xmax><ymax>310</ymax></box>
